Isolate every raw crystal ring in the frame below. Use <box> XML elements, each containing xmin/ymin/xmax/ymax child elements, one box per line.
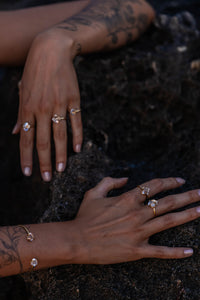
<box><xmin>52</xmin><ymin>114</ymin><xmax>66</xmax><ymax>124</ymax></box>
<box><xmin>148</xmin><ymin>199</ymin><xmax>158</xmax><ymax>217</ymax></box>
<box><xmin>18</xmin><ymin>225</ymin><xmax>35</xmax><ymax>242</ymax></box>
<box><xmin>137</xmin><ymin>185</ymin><xmax>150</xmax><ymax>199</ymax></box>
<box><xmin>70</xmin><ymin>108</ymin><xmax>81</xmax><ymax>116</ymax></box>
<box><xmin>22</xmin><ymin>122</ymin><xmax>33</xmax><ymax>132</ymax></box>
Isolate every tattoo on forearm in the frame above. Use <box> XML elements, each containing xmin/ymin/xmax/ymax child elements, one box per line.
<box><xmin>57</xmin><ymin>0</ymin><xmax>149</xmax><ymax>48</ymax></box>
<box><xmin>0</xmin><ymin>227</ymin><xmax>24</xmax><ymax>273</ymax></box>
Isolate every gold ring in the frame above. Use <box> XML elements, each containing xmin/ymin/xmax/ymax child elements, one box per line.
<box><xmin>52</xmin><ymin>114</ymin><xmax>66</xmax><ymax>124</ymax></box>
<box><xmin>70</xmin><ymin>108</ymin><xmax>81</xmax><ymax>116</ymax></box>
<box><xmin>22</xmin><ymin>122</ymin><xmax>33</xmax><ymax>132</ymax></box>
<box><xmin>137</xmin><ymin>185</ymin><xmax>150</xmax><ymax>199</ymax></box>
<box><xmin>148</xmin><ymin>199</ymin><xmax>158</xmax><ymax>217</ymax></box>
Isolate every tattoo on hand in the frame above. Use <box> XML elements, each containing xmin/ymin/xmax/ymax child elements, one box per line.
<box><xmin>57</xmin><ymin>0</ymin><xmax>148</xmax><ymax>48</ymax></box>
<box><xmin>0</xmin><ymin>227</ymin><xmax>24</xmax><ymax>273</ymax></box>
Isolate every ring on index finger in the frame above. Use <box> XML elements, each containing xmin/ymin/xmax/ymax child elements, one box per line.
<box><xmin>138</xmin><ymin>185</ymin><xmax>150</xmax><ymax>199</ymax></box>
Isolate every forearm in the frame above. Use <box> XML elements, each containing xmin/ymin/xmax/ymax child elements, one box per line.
<box><xmin>0</xmin><ymin>222</ymin><xmax>79</xmax><ymax>277</ymax></box>
<box><xmin>0</xmin><ymin>1</ymin><xmax>90</xmax><ymax>65</ymax></box>
<box><xmin>55</xmin><ymin>0</ymin><xmax>155</xmax><ymax>55</ymax></box>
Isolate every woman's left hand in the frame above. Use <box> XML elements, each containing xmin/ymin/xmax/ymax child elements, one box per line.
<box><xmin>13</xmin><ymin>29</ymin><xmax>83</xmax><ymax>181</ymax></box>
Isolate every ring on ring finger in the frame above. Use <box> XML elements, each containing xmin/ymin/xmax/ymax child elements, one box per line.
<box><xmin>148</xmin><ymin>199</ymin><xmax>159</xmax><ymax>217</ymax></box>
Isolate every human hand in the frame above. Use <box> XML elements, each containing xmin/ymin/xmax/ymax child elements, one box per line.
<box><xmin>72</xmin><ymin>177</ymin><xmax>200</xmax><ymax>264</ymax></box>
<box><xmin>13</xmin><ymin>29</ymin><xmax>82</xmax><ymax>181</ymax></box>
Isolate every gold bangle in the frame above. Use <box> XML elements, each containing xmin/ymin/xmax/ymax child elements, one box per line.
<box><xmin>18</xmin><ymin>225</ymin><xmax>35</xmax><ymax>242</ymax></box>
<box><xmin>18</xmin><ymin>225</ymin><xmax>39</xmax><ymax>269</ymax></box>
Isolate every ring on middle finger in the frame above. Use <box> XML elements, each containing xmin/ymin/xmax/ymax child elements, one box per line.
<box><xmin>138</xmin><ymin>185</ymin><xmax>150</xmax><ymax>199</ymax></box>
<box><xmin>52</xmin><ymin>114</ymin><xmax>66</xmax><ymax>124</ymax></box>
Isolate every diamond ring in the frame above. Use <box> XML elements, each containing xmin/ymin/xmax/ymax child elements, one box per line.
<box><xmin>52</xmin><ymin>114</ymin><xmax>66</xmax><ymax>124</ymax></box>
<box><xmin>148</xmin><ymin>199</ymin><xmax>158</xmax><ymax>217</ymax></box>
<box><xmin>22</xmin><ymin>122</ymin><xmax>33</xmax><ymax>132</ymax></box>
<box><xmin>70</xmin><ymin>108</ymin><xmax>81</xmax><ymax>116</ymax></box>
<box><xmin>137</xmin><ymin>185</ymin><xmax>150</xmax><ymax>199</ymax></box>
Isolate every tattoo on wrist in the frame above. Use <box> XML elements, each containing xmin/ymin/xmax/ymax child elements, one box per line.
<box><xmin>0</xmin><ymin>227</ymin><xmax>24</xmax><ymax>273</ymax></box>
<box><xmin>57</xmin><ymin>0</ymin><xmax>148</xmax><ymax>47</ymax></box>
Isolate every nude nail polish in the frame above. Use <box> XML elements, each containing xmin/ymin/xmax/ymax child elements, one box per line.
<box><xmin>24</xmin><ymin>167</ymin><xmax>31</xmax><ymax>176</ymax></box>
<box><xmin>75</xmin><ymin>144</ymin><xmax>81</xmax><ymax>153</ymax></box>
<box><xmin>43</xmin><ymin>172</ymin><xmax>51</xmax><ymax>182</ymax></box>
<box><xmin>184</xmin><ymin>249</ymin><xmax>193</xmax><ymax>256</ymax></box>
<box><xmin>176</xmin><ymin>177</ymin><xmax>186</xmax><ymax>184</ymax></box>
<box><xmin>57</xmin><ymin>163</ymin><xmax>65</xmax><ymax>172</ymax></box>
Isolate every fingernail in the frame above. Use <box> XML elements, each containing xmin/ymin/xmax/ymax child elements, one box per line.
<box><xmin>24</xmin><ymin>167</ymin><xmax>31</xmax><ymax>176</ymax></box>
<box><xmin>184</xmin><ymin>249</ymin><xmax>193</xmax><ymax>256</ymax></box>
<box><xmin>75</xmin><ymin>144</ymin><xmax>81</xmax><ymax>153</ymax></box>
<box><xmin>196</xmin><ymin>206</ymin><xmax>200</xmax><ymax>213</ymax></box>
<box><xmin>43</xmin><ymin>172</ymin><xmax>51</xmax><ymax>182</ymax></box>
<box><xmin>176</xmin><ymin>178</ymin><xmax>186</xmax><ymax>184</ymax></box>
<box><xmin>198</xmin><ymin>190</ymin><xmax>200</xmax><ymax>196</ymax></box>
<box><xmin>57</xmin><ymin>163</ymin><xmax>65</xmax><ymax>172</ymax></box>
<box><xmin>12</xmin><ymin>124</ymin><xmax>18</xmax><ymax>134</ymax></box>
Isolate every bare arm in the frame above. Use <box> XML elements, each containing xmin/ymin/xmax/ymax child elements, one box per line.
<box><xmin>51</xmin><ymin>0</ymin><xmax>155</xmax><ymax>55</ymax></box>
<box><xmin>14</xmin><ymin>0</ymin><xmax>155</xmax><ymax>181</ymax></box>
<box><xmin>1</xmin><ymin>177</ymin><xmax>200</xmax><ymax>277</ymax></box>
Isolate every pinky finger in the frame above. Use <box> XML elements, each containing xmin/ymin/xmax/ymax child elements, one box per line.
<box><xmin>143</xmin><ymin>245</ymin><xmax>194</xmax><ymax>259</ymax></box>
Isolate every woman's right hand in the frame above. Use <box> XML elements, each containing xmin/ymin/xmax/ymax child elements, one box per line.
<box><xmin>70</xmin><ymin>177</ymin><xmax>200</xmax><ymax>264</ymax></box>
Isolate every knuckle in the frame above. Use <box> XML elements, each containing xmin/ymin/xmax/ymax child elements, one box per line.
<box><xmin>37</xmin><ymin>140</ymin><xmax>50</xmax><ymax>151</ymax></box>
<box><xmin>166</xmin><ymin>196</ymin><xmax>176</xmax><ymax>211</ymax></box>
<box><xmin>22</xmin><ymin>101</ymin><xmax>32</xmax><ymax>115</ymax></box>
<box><xmin>188</xmin><ymin>190</ymin><xmax>196</xmax><ymax>202</ymax></box>
<box><xmin>163</xmin><ymin>214</ymin><xmax>175</xmax><ymax>226</ymax></box>
<box><xmin>102</xmin><ymin>177</ymin><xmax>113</xmax><ymax>184</ymax></box>
<box><xmin>20</xmin><ymin>137</ymin><xmax>32</xmax><ymax>149</ymax></box>
<box><xmin>188</xmin><ymin>208</ymin><xmax>197</xmax><ymax>219</ymax></box>
<box><xmin>155</xmin><ymin>178</ymin><xmax>164</xmax><ymax>189</ymax></box>
<box><xmin>54</xmin><ymin>129</ymin><xmax>66</xmax><ymax>141</ymax></box>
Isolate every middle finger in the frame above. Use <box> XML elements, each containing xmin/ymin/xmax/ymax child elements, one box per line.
<box><xmin>36</xmin><ymin>115</ymin><xmax>52</xmax><ymax>182</ymax></box>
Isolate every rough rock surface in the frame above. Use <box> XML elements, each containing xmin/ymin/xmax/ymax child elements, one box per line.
<box><xmin>0</xmin><ymin>1</ymin><xmax>200</xmax><ymax>299</ymax></box>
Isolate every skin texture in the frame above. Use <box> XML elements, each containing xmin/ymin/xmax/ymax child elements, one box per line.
<box><xmin>0</xmin><ymin>177</ymin><xmax>200</xmax><ymax>277</ymax></box>
<box><xmin>9</xmin><ymin>0</ymin><xmax>155</xmax><ymax>181</ymax></box>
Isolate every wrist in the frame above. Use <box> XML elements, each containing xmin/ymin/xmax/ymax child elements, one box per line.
<box><xmin>34</xmin><ymin>28</ymin><xmax>81</xmax><ymax>60</ymax></box>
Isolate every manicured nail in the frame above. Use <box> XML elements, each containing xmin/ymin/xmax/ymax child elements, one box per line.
<box><xmin>184</xmin><ymin>249</ymin><xmax>193</xmax><ymax>256</ymax></box>
<box><xmin>12</xmin><ymin>124</ymin><xmax>18</xmax><ymax>134</ymax></box>
<box><xmin>42</xmin><ymin>172</ymin><xmax>51</xmax><ymax>182</ymax></box>
<box><xmin>75</xmin><ymin>144</ymin><xmax>81</xmax><ymax>153</ymax></box>
<box><xmin>196</xmin><ymin>206</ymin><xmax>200</xmax><ymax>213</ymax></box>
<box><xmin>176</xmin><ymin>178</ymin><xmax>186</xmax><ymax>184</ymax></box>
<box><xmin>24</xmin><ymin>167</ymin><xmax>31</xmax><ymax>176</ymax></box>
<box><xmin>198</xmin><ymin>190</ymin><xmax>200</xmax><ymax>196</ymax></box>
<box><xmin>57</xmin><ymin>163</ymin><xmax>65</xmax><ymax>173</ymax></box>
